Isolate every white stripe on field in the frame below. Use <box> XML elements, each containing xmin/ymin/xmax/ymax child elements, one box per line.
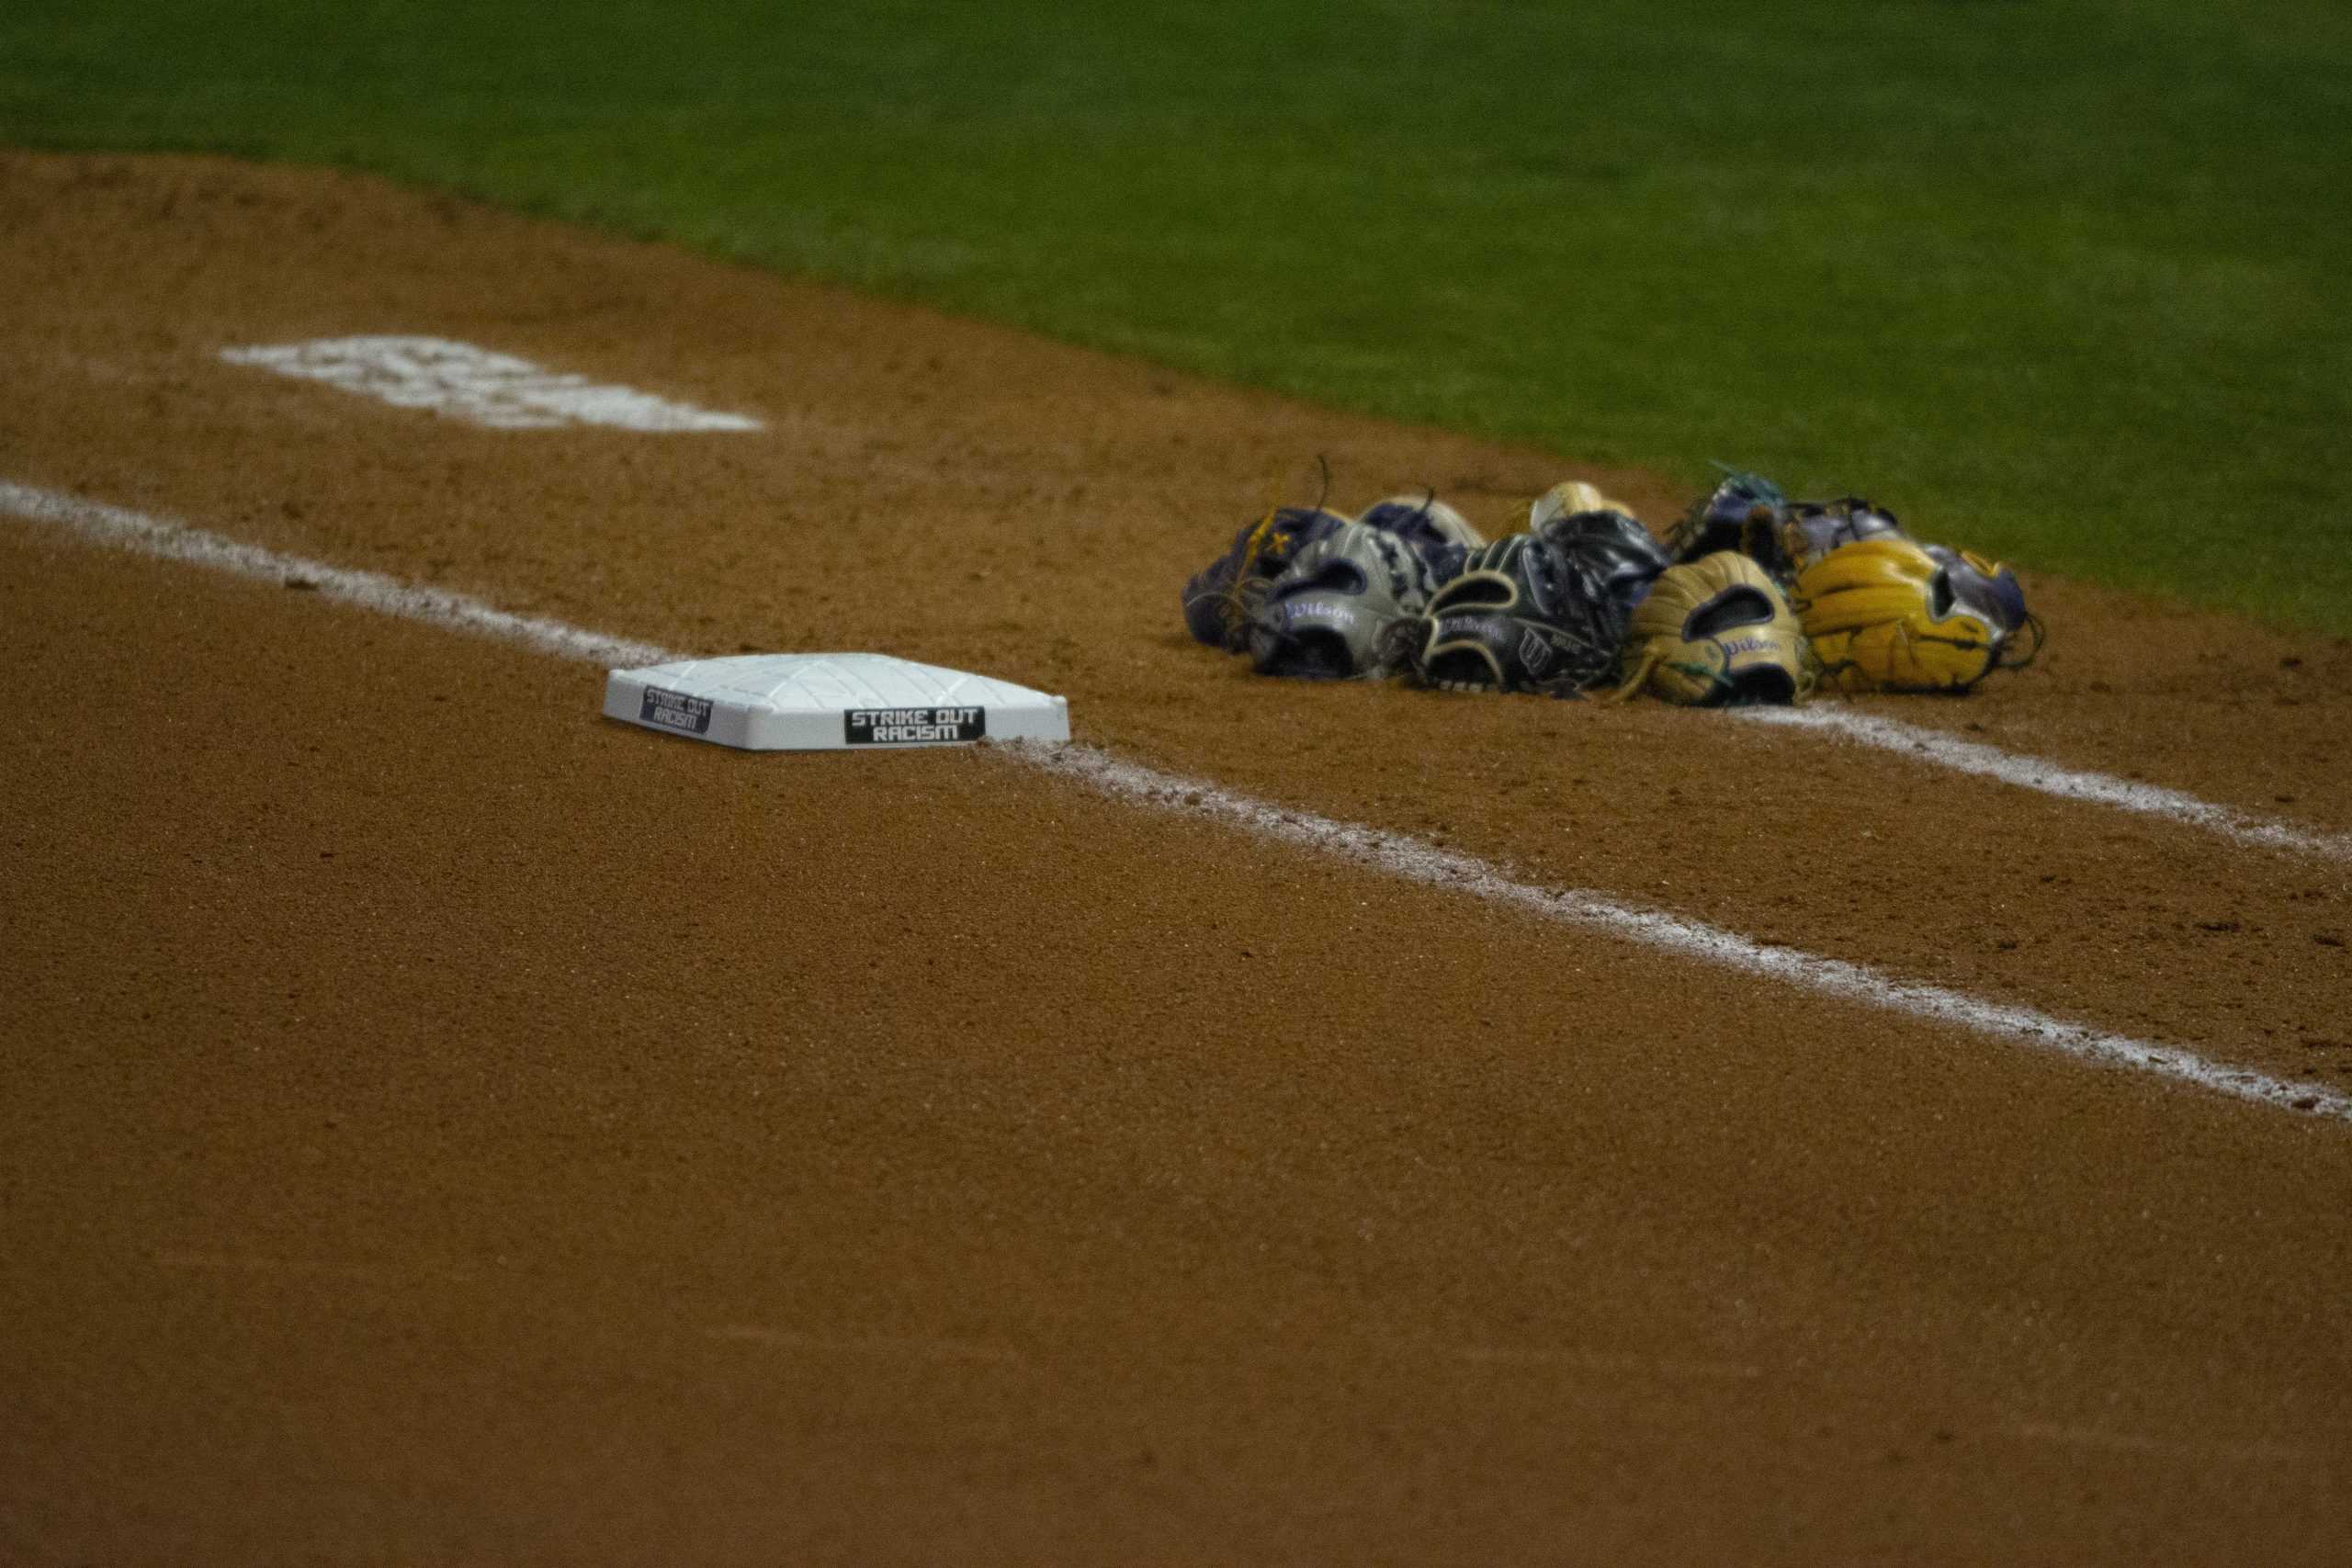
<box><xmin>0</xmin><ymin>479</ymin><xmax>680</xmax><ymax>670</ymax></box>
<box><xmin>222</xmin><ymin>337</ymin><xmax>764</xmax><ymax>434</ymax></box>
<box><xmin>1737</xmin><ymin>705</ymin><xmax>2352</xmax><ymax>864</ymax></box>
<box><xmin>1012</xmin><ymin>742</ymin><xmax>2352</xmax><ymax>1123</ymax></box>
<box><xmin>7</xmin><ymin>476</ymin><xmax>2345</xmax><ymax>1122</ymax></box>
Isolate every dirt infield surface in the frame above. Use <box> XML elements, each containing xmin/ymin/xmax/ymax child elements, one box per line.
<box><xmin>5</xmin><ymin>151</ymin><xmax>2350</xmax><ymax>1563</ymax></box>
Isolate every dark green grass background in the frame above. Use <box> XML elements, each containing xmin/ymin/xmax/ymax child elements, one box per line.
<box><xmin>6</xmin><ymin>1</ymin><xmax>2349</xmax><ymax>629</ymax></box>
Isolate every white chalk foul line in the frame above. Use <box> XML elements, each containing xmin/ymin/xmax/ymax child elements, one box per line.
<box><xmin>1738</xmin><ymin>705</ymin><xmax>2352</xmax><ymax>865</ymax></box>
<box><xmin>0</xmin><ymin>479</ymin><xmax>679</xmax><ymax>670</ymax></box>
<box><xmin>1012</xmin><ymin>743</ymin><xmax>2352</xmax><ymax>1123</ymax></box>
<box><xmin>6</xmin><ymin>475</ymin><xmax>2345</xmax><ymax>1122</ymax></box>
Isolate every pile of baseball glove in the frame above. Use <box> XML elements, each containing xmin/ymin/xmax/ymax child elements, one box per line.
<box><xmin>1179</xmin><ymin>468</ymin><xmax>2041</xmax><ymax>705</ymax></box>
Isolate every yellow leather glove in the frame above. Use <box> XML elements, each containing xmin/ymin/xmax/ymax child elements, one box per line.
<box><xmin>1616</xmin><ymin>550</ymin><xmax>1809</xmax><ymax>706</ymax></box>
<box><xmin>1794</xmin><ymin>538</ymin><xmax>2039</xmax><ymax>694</ymax></box>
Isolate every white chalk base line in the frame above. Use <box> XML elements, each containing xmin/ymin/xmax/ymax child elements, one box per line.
<box><xmin>1738</xmin><ymin>705</ymin><xmax>2352</xmax><ymax>864</ymax></box>
<box><xmin>0</xmin><ymin>479</ymin><xmax>678</xmax><ymax>671</ymax></box>
<box><xmin>1015</xmin><ymin>743</ymin><xmax>2351</xmax><ymax>1123</ymax></box>
<box><xmin>6</xmin><ymin>476</ymin><xmax>2344</xmax><ymax>1123</ymax></box>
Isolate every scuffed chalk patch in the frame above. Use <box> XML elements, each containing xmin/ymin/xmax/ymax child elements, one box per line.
<box><xmin>220</xmin><ymin>335</ymin><xmax>763</xmax><ymax>433</ymax></box>
<box><xmin>1739</xmin><ymin>705</ymin><xmax>2352</xmax><ymax>865</ymax></box>
<box><xmin>1012</xmin><ymin>739</ymin><xmax>2352</xmax><ymax>1124</ymax></box>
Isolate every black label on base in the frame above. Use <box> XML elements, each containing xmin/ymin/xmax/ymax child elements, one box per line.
<box><xmin>845</xmin><ymin>706</ymin><xmax>986</xmax><ymax>745</ymax></box>
<box><xmin>639</xmin><ymin>686</ymin><xmax>714</xmax><ymax>735</ymax></box>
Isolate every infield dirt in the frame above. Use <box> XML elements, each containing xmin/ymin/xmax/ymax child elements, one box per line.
<box><xmin>4</xmin><ymin>152</ymin><xmax>2349</xmax><ymax>1563</ymax></box>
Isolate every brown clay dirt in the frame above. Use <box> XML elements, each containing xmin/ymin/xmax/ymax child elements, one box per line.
<box><xmin>4</xmin><ymin>150</ymin><xmax>2350</xmax><ymax>1563</ymax></box>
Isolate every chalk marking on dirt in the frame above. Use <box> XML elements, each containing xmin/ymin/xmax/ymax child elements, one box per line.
<box><xmin>1738</xmin><ymin>705</ymin><xmax>2352</xmax><ymax>864</ymax></box>
<box><xmin>8</xmin><ymin>477</ymin><xmax>2346</xmax><ymax>1123</ymax></box>
<box><xmin>0</xmin><ymin>479</ymin><xmax>674</xmax><ymax>669</ymax></box>
<box><xmin>1016</xmin><ymin>742</ymin><xmax>2352</xmax><ymax>1124</ymax></box>
<box><xmin>220</xmin><ymin>335</ymin><xmax>763</xmax><ymax>433</ymax></box>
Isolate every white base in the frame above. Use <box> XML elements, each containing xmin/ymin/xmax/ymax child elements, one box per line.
<box><xmin>604</xmin><ymin>652</ymin><xmax>1069</xmax><ymax>750</ymax></box>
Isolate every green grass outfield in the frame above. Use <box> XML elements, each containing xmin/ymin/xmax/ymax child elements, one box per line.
<box><xmin>6</xmin><ymin>0</ymin><xmax>2349</xmax><ymax>631</ymax></box>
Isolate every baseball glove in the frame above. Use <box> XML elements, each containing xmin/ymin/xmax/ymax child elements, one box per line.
<box><xmin>1529</xmin><ymin>479</ymin><xmax>1635</xmax><ymax>532</ymax></box>
<box><xmin>1664</xmin><ymin>467</ymin><xmax>1789</xmax><ymax>566</ymax></box>
<box><xmin>1534</xmin><ymin>504</ymin><xmax>1672</xmax><ymax>620</ymax></box>
<box><xmin>1182</xmin><ymin>505</ymin><xmax>1350</xmax><ymax>650</ymax></box>
<box><xmin>1358</xmin><ymin>491</ymin><xmax>1486</xmax><ymax>583</ymax></box>
<box><xmin>1793</xmin><ymin>537</ymin><xmax>2041</xmax><ymax>694</ymax></box>
<box><xmin>1245</xmin><ymin>520</ymin><xmax>1445</xmax><ymax>679</ymax></box>
<box><xmin>1777</xmin><ymin>497</ymin><xmax>1906</xmax><ymax>576</ymax></box>
<box><xmin>1615</xmin><ymin>550</ymin><xmax>1809</xmax><ymax>706</ymax></box>
<box><xmin>1400</xmin><ymin>530</ymin><xmax>1632</xmax><ymax>695</ymax></box>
